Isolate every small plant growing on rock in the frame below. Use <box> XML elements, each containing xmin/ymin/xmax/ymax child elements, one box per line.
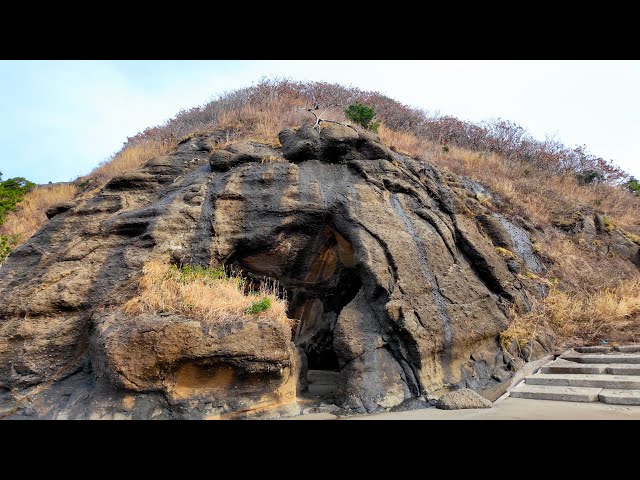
<box><xmin>603</xmin><ymin>216</ymin><xmax>615</xmax><ymax>232</ymax></box>
<box><xmin>524</xmin><ymin>271</ymin><xmax>541</xmax><ymax>280</ymax></box>
<box><xmin>530</xmin><ymin>238</ymin><xmax>541</xmax><ymax>253</ymax></box>
<box><xmin>245</xmin><ymin>297</ymin><xmax>272</xmax><ymax>315</ymax></box>
<box><xmin>345</xmin><ymin>103</ymin><xmax>381</xmax><ymax>132</ymax></box>
<box><xmin>0</xmin><ymin>235</ymin><xmax>11</xmax><ymax>263</ymax></box>
<box><xmin>0</xmin><ymin>233</ymin><xmax>20</xmax><ymax>264</ymax></box>
<box><xmin>626</xmin><ymin>177</ymin><xmax>640</xmax><ymax>194</ymax></box>
<box><xmin>476</xmin><ymin>192</ymin><xmax>492</xmax><ymax>206</ymax></box>
<box><xmin>622</xmin><ymin>230</ymin><xmax>640</xmax><ymax>245</ymax></box>
<box><xmin>495</xmin><ymin>246</ymin><xmax>515</xmax><ymax>258</ymax></box>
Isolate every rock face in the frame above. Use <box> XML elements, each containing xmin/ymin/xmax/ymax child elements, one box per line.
<box><xmin>553</xmin><ymin>210</ymin><xmax>640</xmax><ymax>268</ymax></box>
<box><xmin>0</xmin><ymin>124</ymin><xmax>552</xmax><ymax>419</ymax></box>
<box><xmin>92</xmin><ymin>313</ymin><xmax>299</xmax><ymax>412</ymax></box>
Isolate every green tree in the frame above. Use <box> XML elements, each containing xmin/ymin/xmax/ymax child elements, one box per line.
<box><xmin>626</xmin><ymin>176</ymin><xmax>640</xmax><ymax>194</ymax></box>
<box><xmin>345</xmin><ymin>103</ymin><xmax>381</xmax><ymax>132</ymax></box>
<box><xmin>0</xmin><ymin>174</ymin><xmax>36</xmax><ymax>225</ymax></box>
<box><xmin>0</xmin><ymin>235</ymin><xmax>12</xmax><ymax>263</ymax></box>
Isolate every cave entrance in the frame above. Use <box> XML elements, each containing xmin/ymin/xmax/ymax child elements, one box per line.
<box><xmin>290</xmin><ymin>257</ymin><xmax>361</xmax><ymax>370</ymax></box>
<box><xmin>229</xmin><ymin>224</ymin><xmax>361</xmax><ymax>397</ymax></box>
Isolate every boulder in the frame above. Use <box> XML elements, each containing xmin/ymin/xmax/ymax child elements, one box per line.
<box><xmin>279</xmin><ymin>126</ymin><xmax>321</xmax><ymax>162</ymax></box>
<box><xmin>209</xmin><ymin>141</ymin><xmax>283</xmax><ymax>172</ymax></box>
<box><xmin>45</xmin><ymin>201</ymin><xmax>75</xmax><ymax>219</ymax></box>
<box><xmin>436</xmin><ymin>388</ymin><xmax>493</xmax><ymax>410</ymax></box>
<box><xmin>92</xmin><ymin>312</ymin><xmax>299</xmax><ymax>410</ymax></box>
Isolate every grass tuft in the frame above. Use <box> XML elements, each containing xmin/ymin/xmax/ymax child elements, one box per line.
<box><xmin>495</xmin><ymin>247</ymin><xmax>515</xmax><ymax>258</ymax></box>
<box><xmin>123</xmin><ymin>260</ymin><xmax>290</xmax><ymax>328</ymax></box>
<box><xmin>245</xmin><ymin>297</ymin><xmax>272</xmax><ymax>315</ymax></box>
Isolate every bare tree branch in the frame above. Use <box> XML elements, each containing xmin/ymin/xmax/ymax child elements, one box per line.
<box><xmin>300</xmin><ymin>104</ymin><xmax>357</xmax><ymax>133</ymax></box>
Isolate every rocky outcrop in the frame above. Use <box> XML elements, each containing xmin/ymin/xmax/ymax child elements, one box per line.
<box><xmin>0</xmin><ymin>124</ymin><xmax>554</xmax><ymax>419</ymax></box>
<box><xmin>92</xmin><ymin>312</ymin><xmax>299</xmax><ymax>411</ymax></box>
<box><xmin>45</xmin><ymin>201</ymin><xmax>75</xmax><ymax>219</ymax></box>
<box><xmin>553</xmin><ymin>210</ymin><xmax>640</xmax><ymax>267</ymax></box>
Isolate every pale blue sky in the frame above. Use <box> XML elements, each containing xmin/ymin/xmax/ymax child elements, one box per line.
<box><xmin>1</xmin><ymin>60</ymin><xmax>638</xmax><ymax>184</ymax></box>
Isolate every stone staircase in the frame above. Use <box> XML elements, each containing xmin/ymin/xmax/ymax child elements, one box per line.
<box><xmin>510</xmin><ymin>345</ymin><xmax>640</xmax><ymax>405</ymax></box>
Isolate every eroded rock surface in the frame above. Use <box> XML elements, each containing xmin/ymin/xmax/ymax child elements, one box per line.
<box><xmin>1</xmin><ymin>124</ymin><xmax>555</xmax><ymax>418</ymax></box>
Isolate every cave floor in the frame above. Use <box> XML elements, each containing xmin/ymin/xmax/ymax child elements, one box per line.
<box><xmin>288</xmin><ymin>397</ymin><xmax>640</xmax><ymax>420</ymax></box>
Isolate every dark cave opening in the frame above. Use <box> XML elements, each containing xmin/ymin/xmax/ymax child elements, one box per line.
<box><xmin>289</xmin><ymin>267</ymin><xmax>361</xmax><ymax>370</ymax></box>
<box><xmin>227</xmin><ymin>224</ymin><xmax>361</xmax><ymax>373</ymax></box>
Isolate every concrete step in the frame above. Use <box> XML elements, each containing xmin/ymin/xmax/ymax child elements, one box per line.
<box><xmin>606</xmin><ymin>364</ymin><xmax>640</xmax><ymax>375</ymax></box>
<box><xmin>307</xmin><ymin>370</ymin><xmax>339</xmax><ymax>385</ymax></box>
<box><xmin>510</xmin><ymin>384</ymin><xmax>601</xmax><ymax>402</ymax></box>
<box><xmin>541</xmin><ymin>359</ymin><xmax>607</xmax><ymax>375</ymax></box>
<box><xmin>615</xmin><ymin>345</ymin><xmax>640</xmax><ymax>353</ymax></box>
<box><xmin>306</xmin><ymin>370</ymin><xmax>338</xmax><ymax>398</ymax></box>
<box><xmin>561</xmin><ymin>353</ymin><xmax>640</xmax><ymax>364</ymax></box>
<box><xmin>525</xmin><ymin>373</ymin><xmax>640</xmax><ymax>389</ymax></box>
<box><xmin>575</xmin><ymin>346</ymin><xmax>612</xmax><ymax>353</ymax></box>
<box><xmin>599</xmin><ymin>389</ymin><xmax>640</xmax><ymax>406</ymax></box>
<box><xmin>541</xmin><ymin>359</ymin><xmax>640</xmax><ymax>375</ymax></box>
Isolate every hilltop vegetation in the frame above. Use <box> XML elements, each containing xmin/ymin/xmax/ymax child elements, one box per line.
<box><xmin>2</xmin><ymin>78</ymin><xmax>639</xmax><ymax>346</ymax></box>
<box><xmin>0</xmin><ymin>172</ymin><xmax>36</xmax><ymax>262</ymax></box>
<box><xmin>0</xmin><ymin>172</ymin><xmax>35</xmax><ymax>224</ymax></box>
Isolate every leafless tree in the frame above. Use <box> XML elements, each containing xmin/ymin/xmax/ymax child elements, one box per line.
<box><xmin>301</xmin><ymin>104</ymin><xmax>358</xmax><ymax>133</ymax></box>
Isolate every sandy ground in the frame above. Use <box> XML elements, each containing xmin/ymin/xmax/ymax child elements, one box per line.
<box><xmin>289</xmin><ymin>397</ymin><xmax>640</xmax><ymax>420</ymax></box>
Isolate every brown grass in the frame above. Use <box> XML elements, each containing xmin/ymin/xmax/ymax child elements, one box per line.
<box><xmin>212</xmin><ymin>98</ymin><xmax>347</xmax><ymax>146</ymax></box>
<box><xmin>431</xmin><ymin>145</ymin><xmax>640</xmax><ymax>233</ymax></box>
<box><xmin>503</xmin><ymin>277</ymin><xmax>640</xmax><ymax>348</ymax></box>
<box><xmin>378</xmin><ymin>124</ymin><xmax>422</xmax><ymax>156</ymax></box>
<box><xmin>89</xmin><ymin>140</ymin><xmax>174</xmax><ymax>184</ymax></box>
<box><xmin>380</xmin><ymin>134</ymin><xmax>640</xmax><ymax>235</ymax></box>
<box><xmin>0</xmin><ymin>183</ymin><xmax>78</xmax><ymax>244</ymax></box>
<box><xmin>501</xmin><ymin>231</ymin><xmax>640</xmax><ymax>348</ymax></box>
<box><xmin>123</xmin><ymin>260</ymin><xmax>291</xmax><ymax>327</ymax></box>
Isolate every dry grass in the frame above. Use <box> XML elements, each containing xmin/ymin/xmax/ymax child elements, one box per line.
<box><xmin>89</xmin><ymin>140</ymin><xmax>174</xmax><ymax>184</ymax></box>
<box><xmin>123</xmin><ymin>260</ymin><xmax>291</xmax><ymax>328</ymax></box>
<box><xmin>374</xmin><ymin>125</ymin><xmax>640</xmax><ymax>235</ymax></box>
<box><xmin>378</xmin><ymin>125</ymin><xmax>422</xmax><ymax>156</ymax></box>
<box><xmin>0</xmin><ymin>183</ymin><xmax>78</xmax><ymax>245</ymax></box>
<box><xmin>623</xmin><ymin>231</ymin><xmax>640</xmax><ymax>245</ymax></box>
<box><xmin>544</xmin><ymin>279</ymin><xmax>640</xmax><ymax>340</ymax></box>
<box><xmin>503</xmin><ymin>277</ymin><xmax>640</xmax><ymax>348</ymax></box>
<box><xmin>213</xmin><ymin>98</ymin><xmax>349</xmax><ymax>146</ymax></box>
<box><xmin>214</xmin><ymin>99</ymin><xmax>308</xmax><ymax>145</ymax></box>
<box><xmin>502</xmin><ymin>232</ymin><xmax>640</xmax><ymax>347</ymax></box>
<box><xmin>432</xmin><ymin>145</ymin><xmax>640</xmax><ymax>233</ymax></box>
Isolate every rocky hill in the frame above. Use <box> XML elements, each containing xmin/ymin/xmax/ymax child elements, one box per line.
<box><xmin>1</xmin><ymin>81</ymin><xmax>639</xmax><ymax>419</ymax></box>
